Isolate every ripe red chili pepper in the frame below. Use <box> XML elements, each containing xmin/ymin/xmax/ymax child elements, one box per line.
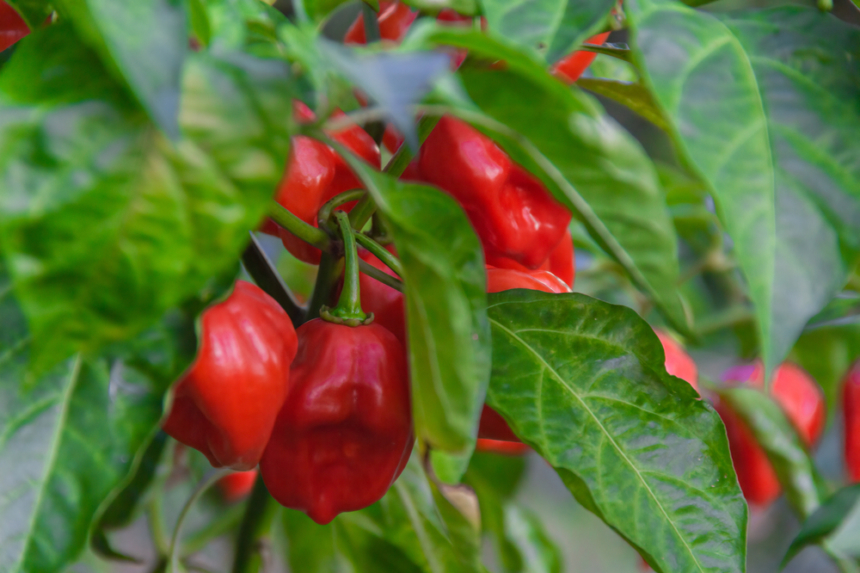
<box><xmin>552</xmin><ymin>32</ymin><xmax>611</xmax><ymax>84</ymax></box>
<box><xmin>0</xmin><ymin>1</ymin><xmax>30</xmax><ymax>52</ymax></box>
<box><xmin>414</xmin><ymin>117</ymin><xmax>572</xmax><ymax>270</ymax></box>
<box><xmin>344</xmin><ymin>1</ymin><xmax>417</xmax><ymax>45</ymax></box>
<box><xmin>265</xmin><ymin>101</ymin><xmax>380</xmax><ymax>264</ymax></box>
<box><xmin>218</xmin><ymin>470</ymin><xmax>258</xmax><ymax>503</ymax></box>
<box><xmin>654</xmin><ymin>329</ymin><xmax>698</xmax><ymax>392</ymax></box>
<box><xmin>261</xmin><ymin>211</ymin><xmax>413</xmax><ymax>524</ymax></box>
<box><xmin>487</xmin><ymin>229</ymin><xmax>576</xmax><ymax>289</ymax></box>
<box><xmin>477</xmin><ymin>267</ymin><xmax>569</xmax><ymax>454</ymax></box>
<box><xmin>843</xmin><ymin>360</ymin><xmax>860</xmax><ymax>482</ymax></box>
<box><xmin>717</xmin><ymin>362</ymin><xmax>825</xmax><ymax>506</ymax></box>
<box><xmin>162</xmin><ymin>281</ymin><xmax>298</xmax><ymax>471</ymax></box>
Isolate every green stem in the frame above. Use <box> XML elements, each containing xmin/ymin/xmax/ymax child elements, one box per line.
<box><xmin>318</xmin><ymin>189</ymin><xmax>366</xmax><ymax>231</ymax></box>
<box><xmin>305</xmin><ymin>253</ymin><xmax>342</xmax><ymax>322</ymax></box>
<box><xmin>383</xmin><ymin>115</ymin><xmax>440</xmax><ymax>176</ymax></box>
<box><xmin>168</xmin><ymin>469</ymin><xmax>229</xmax><ymax>573</ymax></box>
<box><xmin>231</xmin><ymin>477</ymin><xmax>279</xmax><ymax>573</ymax></box>
<box><xmin>268</xmin><ymin>201</ymin><xmax>330</xmax><ymax>250</ymax></box>
<box><xmin>348</xmin><ymin>194</ymin><xmax>377</xmax><ymax>231</ymax></box>
<box><xmin>358</xmin><ymin>259</ymin><xmax>403</xmax><ymax>292</ymax></box>
<box><xmin>361</xmin><ymin>1</ymin><xmax>381</xmax><ymax>43</ymax></box>
<box><xmin>321</xmin><ymin>212</ymin><xmax>371</xmax><ymax>325</ymax></box>
<box><xmin>355</xmin><ymin>233</ymin><xmax>403</xmax><ymax>277</ymax></box>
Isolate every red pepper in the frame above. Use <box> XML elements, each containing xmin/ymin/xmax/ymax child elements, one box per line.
<box><xmin>0</xmin><ymin>1</ymin><xmax>30</xmax><ymax>52</ymax></box>
<box><xmin>717</xmin><ymin>362</ymin><xmax>825</xmax><ymax>506</ymax></box>
<box><xmin>477</xmin><ymin>267</ymin><xmax>569</xmax><ymax>455</ymax></box>
<box><xmin>344</xmin><ymin>1</ymin><xmax>417</xmax><ymax>45</ymax></box>
<box><xmin>487</xmin><ymin>229</ymin><xmax>576</xmax><ymax>289</ymax></box>
<box><xmin>218</xmin><ymin>470</ymin><xmax>258</xmax><ymax>503</ymax></box>
<box><xmin>654</xmin><ymin>329</ymin><xmax>698</xmax><ymax>392</ymax></box>
<box><xmin>265</xmin><ymin>101</ymin><xmax>380</xmax><ymax>264</ymax></box>
<box><xmin>163</xmin><ymin>281</ymin><xmax>298</xmax><ymax>471</ymax></box>
<box><xmin>552</xmin><ymin>32</ymin><xmax>611</xmax><ymax>84</ymax></box>
<box><xmin>843</xmin><ymin>360</ymin><xmax>860</xmax><ymax>481</ymax></box>
<box><xmin>415</xmin><ymin>117</ymin><xmax>572</xmax><ymax>270</ymax></box>
<box><xmin>261</xmin><ymin>211</ymin><xmax>412</xmax><ymax>524</ymax></box>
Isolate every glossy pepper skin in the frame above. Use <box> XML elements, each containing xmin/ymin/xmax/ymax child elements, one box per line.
<box><xmin>260</xmin><ymin>319</ymin><xmax>412</xmax><ymax>524</ymax></box>
<box><xmin>477</xmin><ymin>267</ymin><xmax>570</xmax><ymax>454</ymax></box>
<box><xmin>266</xmin><ymin>101</ymin><xmax>380</xmax><ymax>264</ymax></box>
<box><xmin>0</xmin><ymin>1</ymin><xmax>30</xmax><ymax>52</ymax></box>
<box><xmin>218</xmin><ymin>470</ymin><xmax>258</xmax><ymax>503</ymax></box>
<box><xmin>654</xmin><ymin>329</ymin><xmax>698</xmax><ymax>392</ymax></box>
<box><xmin>552</xmin><ymin>32</ymin><xmax>611</xmax><ymax>84</ymax></box>
<box><xmin>163</xmin><ymin>281</ymin><xmax>298</xmax><ymax>471</ymax></box>
<box><xmin>344</xmin><ymin>1</ymin><xmax>417</xmax><ymax>45</ymax></box>
<box><xmin>415</xmin><ymin>117</ymin><xmax>572</xmax><ymax>270</ymax></box>
<box><xmin>717</xmin><ymin>362</ymin><xmax>825</xmax><ymax>506</ymax></box>
<box><xmin>843</xmin><ymin>360</ymin><xmax>860</xmax><ymax>481</ymax></box>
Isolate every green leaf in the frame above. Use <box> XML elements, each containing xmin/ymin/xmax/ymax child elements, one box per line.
<box><xmin>198</xmin><ymin>0</ymin><xmax>286</xmax><ymax>51</ymax></box>
<box><xmin>480</xmin><ymin>0</ymin><xmax>614</xmax><ymax>63</ymax></box>
<box><xmin>0</xmin><ymin>24</ymin><xmax>292</xmax><ymax>370</ymax></box>
<box><xmin>402</xmin><ymin>0</ymin><xmax>478</xmax><ymax>16</ymax></box>
<box><xmin>0</xmin><ymin>260</ymin><xmax>197</xmax><ymax>573</ymax></box>
<box><xmin>485</xmin><ymin>290</ymin><xmax>746</xmax><ymax>573</ymax></box>
<box><xmin>344</xmin><ymin>163</ymin><xmax>491</xmax><ymax>455</ymax></box>
<box><xmin>52</xmin><ymin>0</ymin><xmax>187</xmax><ymax>137</ymax></box>
<box><xmin>717</xmin><ymin>387</ymin><xmax>825</xmax><ymax>520</ymax></box>
<box><xmin>790</xmin><ymin>322</ymin><xmax>860</xmax><ymax>415</ymax></box>
<box><xmin>783</xmin><ymin>484</ymin><xmax>860</xmax><ymax>567</ymax></box>
<box><xmin>4</xmin><ymin>0</ymin><xmax>53</xmax><ymax>29</ymax></box>
<box><xmin>575</xmin><ymin>78</ymin><xmax>669</xmax><ymax>131</ymax></box>
<box><xmin>627</xmin><ymin>4</ymin><xmax>860</xmax><ymax>374</ymax></box>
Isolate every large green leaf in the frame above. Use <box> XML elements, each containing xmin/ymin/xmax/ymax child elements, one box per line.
<box><xmin>344</xmin><ymin>162</ymin><xmax>491</xmax><ymax>456</ymax></box>
<box><xmin>420</xmin><ymin>28</ymin><xmax>687</xmax><ymax>333</ymax></box>
<box><xmin>52</xmin><ymin>0</ymin><xmax>187</xmax><ymax>137</ymax></box>
<box><xmin>0</xmin><ymin>24</ymin><xmax>292</xmax><ymax>370</ymax></box>
<box><xmin>480</xmin><ymin>0</ymin><xmax>615</xmax><ymax>63</ymax></box>
<box><xmin>627</xmin><ymin>3</ymin><xmax>860</xmax><ymax>374</ymax></box>
<box><xmin>0</xmin><ymin>260</ymin><xmax>197</xmax><ymax>573</ymax></box>
<box><xmin>716</xmin><ymin>387</ymin><xmax>825</xmax><ymax>520</ymax></box>
<box><xmin>485</xmin><ymin>290</ymin><xmax>746</xmax><ymax>573</ymax></box>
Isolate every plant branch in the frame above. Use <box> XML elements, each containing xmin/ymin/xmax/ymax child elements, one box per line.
<box><xmin>355</xmin><ymin>233</ymin><xmax>403</xmax><ymax>277</ymax></box>
<box><xmin>231</xmin><ymin>476</ymin><xmax>279</xmax><ymax>573</ymax></box>
<box><xmin>268</xmin><ymin>201</ymin><xmax>330</xmax><ymax>250</ymax></box>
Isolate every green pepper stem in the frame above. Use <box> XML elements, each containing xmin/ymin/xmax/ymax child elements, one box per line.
<box><xmin>318</xmin><ymin>189</ymin><xmax>366</xmax><ymax>231</ymax></box>
<box><xmin>321</xmin><ymin>212</ymin><xmax>373</xmax><ymax>326</ymax></box>
<box><xmin>355</xmin><ymin>233</ymin><xmax>403</xmax><ymax>278</ymax></box>
<box><xmin>268</xmin><ymin>201</ymin><xmax>330</xmax><ymax>250</ymax></box>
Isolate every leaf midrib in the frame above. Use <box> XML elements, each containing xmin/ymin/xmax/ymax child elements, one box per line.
<box><xmin>11</xmin><ymin>355</ymin><xmax>81</xmax><ymax>573</ymax></box>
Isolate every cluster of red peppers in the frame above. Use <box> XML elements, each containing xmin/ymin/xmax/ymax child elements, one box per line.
<box><xmin>159</xmin><ymin>3</ymin><xmax>633</xmax><ymax>521</ymax></box>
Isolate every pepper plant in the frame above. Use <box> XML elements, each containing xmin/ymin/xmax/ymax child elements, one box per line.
<box><xmin>0</xmin><ymin>0</ymin><xmax>859</xmax><ymax>572</ymax></box>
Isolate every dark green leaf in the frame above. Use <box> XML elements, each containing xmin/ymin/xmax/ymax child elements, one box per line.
<box><xmin>0</xmin><ymin>24</ymin><xmax>292</xmax><ymax>369</ymax></box>
<box><xmin>344</xmin><ymin>163</ymin><xmax>491</xmax><ymax>457</ymax></box>
<box><xmin>627</xmin><ymin>3</ymin><xmax>860</xmax><ymax>374</ymax></box>
<box><xmin>5</xmin><ymin>0</ymin><xmax>52</xmax><ymax>29</ymax></box>
<box><xmin>486</xmin><ymin>290</ymin><xmax>746</xmax><ymax>573</ymax></box>
<box><xmin>806</xmin><ymin>292</ymin><xmax>860</xmax><ymax>329</ymax></box>
<box><xmin>576</xmin><ymin>78</ymin><xmax>669</xmax><ymax>131</ymax></box>
<box><xmin>53</xmin><ymin>0</ymin><xmax>187</xmax><ymax>137</ymax></box>
<box><xmin>0</xmin><ymin>259</ymin><xmax>197</xmax><ymax>573</ymax></box>
<box><xmin>480</xmin><ymin>0</ymin><xmax>614</xmax><ymax>63</ymax></box>
<box><xmin>717</xmin><ymin>387</ymin><xmax>825</xmax><ymax>519</ymax></box>
<box><xmin>783</xmin><ymin>484</ymin><xmax>860</xmax><ymax>566</ymax></box>
<box><xmin>402</xmin><ymin>0</ymin><xmax>478</xmax><ymax>16</ymax></box>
